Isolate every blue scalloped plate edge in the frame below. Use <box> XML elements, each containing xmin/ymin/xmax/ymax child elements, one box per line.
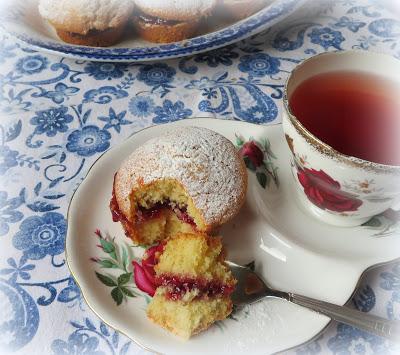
<box><xmin>0</xmin><ymin>0</ymin><xmax>308</xmax><ymax>62</ymax></box>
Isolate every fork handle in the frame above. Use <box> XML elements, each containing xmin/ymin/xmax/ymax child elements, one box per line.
<box><xmin>288</xmin><ymin>293</ymin><xmax>400</xmax><ymax>342</ymax></box>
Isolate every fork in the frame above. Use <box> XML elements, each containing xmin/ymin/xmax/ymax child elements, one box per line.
<box><xmin>227</xmin><ymin>261</ymin><xmax>400</xmax><ymax>342</ymax></box>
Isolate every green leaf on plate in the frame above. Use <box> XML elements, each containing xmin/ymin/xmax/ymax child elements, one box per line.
<box><xmin>100</xmin><ymin>238</ymin><xmax>116</xmax><ymax>256</ymax></box>
<box><xmin>118</xmin><ymin>272</ymin><xmax>132</xmax><ymax>286</ymax></box>
<box><xmin>256</xmin><ymin>172</ymin><xmax>267</xmax><ymax>188</ymax></box>
<box><xmin>96</xmin><ymin>272</ymin><xmax>117</xmax><ymax>287</ymax></box>
<box><xmin>362</xmin><ymin>216</ymin><xmax>382</xmax><ymax>228</ymax></box>
<box><xmin>235</xmin><ymin>135</ymin><xmax>244</xmax><ymax>147</ymax></box>
<box><xmin>122</xmin><ymin>245</ymin><xmax>129</xmax><ymax>271</ymax></box>
<box><xmin>120</xmin><ymin>286</ymin><xmax>136</xmax><ymax>297</ymax></box>
<box><xmin>111</xmin><ymin>287</ymin><xmax>123</xmax><ymax>306</ymax></box>
<box><xmin>243</xmin><ymin>156</ymin><xmax>256</xmax><ymax>172</ymax></box>
<box><xmin>99</xmin><ymin>259</ymin><xmax>119</xmax><ymax>269</ymax></box>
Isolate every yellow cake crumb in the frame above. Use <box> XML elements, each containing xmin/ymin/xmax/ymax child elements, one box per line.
<box><xmin>128</xmin><ymin>179</ymin><xmax>207</xmax><ymax>245</ymax></box>
<box><xmin>155</xmin><ymin>233</ymin><xmax>234</xmax><ymax>285</ymax></box>
<box><xmin>147</xmin><ymin>288</ymin><xmax>232</xmax><ymax>339</ymax></box>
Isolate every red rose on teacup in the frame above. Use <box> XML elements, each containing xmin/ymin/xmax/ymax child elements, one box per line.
<box><xmin>239</xmin><ymin>141</ymin><xmax>264</xmax><ymax>169</ymax></box>
<box><xmin>297</xmin><ymin>167</ymin><xmax>363</xmax><ymax>213</ymax></box>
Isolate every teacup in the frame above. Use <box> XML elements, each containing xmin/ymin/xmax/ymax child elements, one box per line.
<box><xmin>282</xmin><ymin>51</ymin><xmax>400</xmax><ymax>227</ymax></box>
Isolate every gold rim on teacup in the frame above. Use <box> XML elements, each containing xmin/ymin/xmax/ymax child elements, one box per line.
<box><xmin>282</xmin><ymin>50</ymin><xmax>400</xmax><ymax>175</ymax></box>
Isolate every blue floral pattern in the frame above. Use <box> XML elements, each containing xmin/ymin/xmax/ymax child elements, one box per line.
<box><xmin>194</xmin><ymin>45</ymin><xmax>240</xmax><ymax>67</ymax></box>
<box><xmin>0</xmin><ymin>257</ymin><xmax>34</xmax><ymax>283</ymax></box>
<box><xmin>51</xmin><ymin>319</ymin><xmax>131</xmax><ymax>355</ymax></box>
<box><xmin>98</xmin><ymin>108</ymin><xmax>131</xmax><ymax>133</ymax></box>
<box><xmin>334</xmin><ymin>16</ymin><xmax>366</xmax><ymax>32</ymax></box>
<box><xmin>0</xmin><ymin>145</ymin><xmax>19</xmax><ymax>174</ymax></box>
<box><xmin>153</xmin><ymin>100</ymin><xmax>193</xmax><ymax>123</ymax></box>
<box><xmin>84</xmin><ymin>63</ymin><xmax>128</xmax><ymax>81</ymax></box>
<box><xmin>13</xmin><ymin>212</ymin><xmax>66</xmax><ymax>260</ymax></box>
<box><xmin>327</xmin><ymin>324</ymin><xmax>390</xmax><ymax>354</ymax></box>
<box><xmin>66</xmin><ymin>126</ymin><xmax>111</xmax><ymax>157</ymax></box>
<box><xmin>52</xmin><ymin>333</ymin><xmax>105</xmax><ymax>355</ymax></box>
<box><xmin>239</xmin><ymin>53</ymin><xmax>281</xmax><ymax>77</ymax></box>
<box><xmin>308</xmin><ymin>27</ymin><xmax>345</xmax><ymax>50</ymax></box>
<box><xmin>128</xmin><ymin>96</ymin><xmax>155</xmax><ymax>118</ymax></box>
<box><xmin>0</xmin><ymin>36</ymin><xmax>17</xmax><ymax>64</ymax></box>
<box><xmin>15</xmin><ymin>55</ymin><xmax>48</xmax><ymax>75</ymax></box>
<box><xmin>30</xmin><ymin>107</ymin><xmax>74</xmax><ymax>137</ymax></box>
<box><xmin>137</xmin><ymin>63</ymin><xmax>176</xmax><ymax>94</ymax></box>
<box><xmin>0</xmin><ymin>190</ymin><xmax>24</xmax><ymax>236</ymax></box>
<box><xmin>40</xmin><ymin>83</ymin><xmax>80</xmax><ymax>104</ymax></box>
<box><xmin>83</xmin><ymin>86</ymin><xmax>128</xmax><ymax>104</ymax></box>
<box><xmin>0</xmin><ymin>0</ymin><xmax>400</xmax><ymax>353</ymax></box>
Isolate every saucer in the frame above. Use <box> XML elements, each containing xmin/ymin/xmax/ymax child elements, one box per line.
<box><xmin>66</xmin><ymin>118</ymin><xmax>399</xmax><ymax>355</ymax></box>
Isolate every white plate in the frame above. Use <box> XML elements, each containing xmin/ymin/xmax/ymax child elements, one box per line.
<box><xmin>0</xmin><ymin>0</ymin><xmax>306</xmax><ymax>62</ymax></box>
<box><xmin>66</xmin><ymin>118</ymin><xmax>400</xmax><ymax>354</ymax></box>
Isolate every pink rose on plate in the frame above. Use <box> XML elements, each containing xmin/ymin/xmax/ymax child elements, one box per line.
<box><xmin>239</xmin><ymin>141</ymin><xmax>264</xmax><ymax>169</ymax></box>
<box><xmin>297</xmin><ymin>167</ymin><xmax>362</xmax><ymax>213</ymax></box>
<box><xmin>133</xmin><ymin>243</ymin><xmax>164</xmax><ymax>297</ymax></box>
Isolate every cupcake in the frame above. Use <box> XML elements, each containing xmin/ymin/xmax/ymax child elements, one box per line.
<box><xmin>133</xmin><ymin>0</ymin><xmax>218</xmax><ymax>43</ymax></box>
<box><xmin>111</xmin><ymin>127</ymin><xmax>247</xmax><ymax>245</ymax></box>
<box><xmin>38</xmin><ymin>0</ymin><xmax>135</xmax><ymax>47</ymax></box>
<box><xmin>140</xmin><ymin>232</ymin><xmax>236</xmax><ymax>339</ymax></box>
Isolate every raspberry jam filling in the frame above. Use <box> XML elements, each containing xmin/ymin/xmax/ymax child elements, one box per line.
<box><xmin>133</xmin><ymin>243</ymin><xmax>235</xmax><ymax>299</ymax></box>
<box><xmin>67</xmin><ymin>28</ymin><xmax>114</xmax><ymax>38</ymax></box>
<box><xmin>110</xmin><ymin>177</ymin><xmax>137</xmax><ymax>238</ymax></box>
<box><xmin>110</xmin><ymin>177</ymin><xmax>130</xmax><ymax>225</ymax></box>
<box><xmin>156</xmin><ymin>275</ymin><xmax>235</xmax><ymax>301</ymax></box>
<box><xmin>110</xmin><ymin>175</ymin><xmax>196</xmax><ymax>228</ymax></box>
<box><xmin>136</xmin><ymin>11</ymin><xmax>182</xmax><ymax>26</ymax></box>
<box><xmin>137</xmin><ymin>202</ymin><xmax>196</xmax><ymax>226</ymax></box>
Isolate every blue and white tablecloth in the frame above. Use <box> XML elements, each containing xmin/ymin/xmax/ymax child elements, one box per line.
<box><xmin>0</xmin><ymin>0</ymin><xmax>399</xmax><ymax>354</ymax></box>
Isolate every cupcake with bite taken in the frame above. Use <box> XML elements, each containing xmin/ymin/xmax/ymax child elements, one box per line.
<box><xmin>38</xmin><ymin>0</ymin><xmax>135</xmax><ymax>47</ymax></box>
<box><xmin>133</xmin><ymin>0</ymin><xmax>218</xmax><ymax>43</ymax></box>
<box><xmin>111</xmin><ymin>127</ymin><xmax>247</xmax><ymax>246</ymax></box>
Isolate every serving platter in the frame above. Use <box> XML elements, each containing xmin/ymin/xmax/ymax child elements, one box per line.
<box><xmin>0</xmin><ymin>0</ymin><xmax>306</xmax><ymax>62</ymax></box>
<box><xmin>66</xmin><ymin>118</ymin><xmax>400</xmax><ymax>354</ymax></box>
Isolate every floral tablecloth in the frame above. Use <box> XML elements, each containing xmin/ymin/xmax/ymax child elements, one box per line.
<box><xmin>0</xmin><ymin>0</ymin><xmax>399</xmax><ymax>354</ymax></box>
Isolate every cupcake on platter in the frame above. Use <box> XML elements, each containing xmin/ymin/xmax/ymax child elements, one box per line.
<box><xmin>133</xmin><ymin>0</ymin><xmax>218</xmax><ymax>43</ymax></box>
<box><xmin>38</xmin><ymin>0</ymin><xmax>135</xmax><ymax>47</ymax></box>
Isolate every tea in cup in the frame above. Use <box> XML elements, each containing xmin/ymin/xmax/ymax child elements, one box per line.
<box><xmin>282</xmin><ymin>51</ymin><xmax>400</xmax><ymax>227</ymax></box>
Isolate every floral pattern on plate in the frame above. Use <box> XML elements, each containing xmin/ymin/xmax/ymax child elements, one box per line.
<box><xmin>90</xmin><ymin>230</ymin><xmax>148</xmax><ymax>306</ymax></box>
<box><xmin>237</xmin><ymin>135</ymin><xmax>279</xmax><ymax>189</ymax></box>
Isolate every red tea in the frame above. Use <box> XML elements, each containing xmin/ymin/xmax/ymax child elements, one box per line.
<box><xmin>289</xmin><ymin>71</ymin><xmax>400</xmax><ymax>166</ymax></box>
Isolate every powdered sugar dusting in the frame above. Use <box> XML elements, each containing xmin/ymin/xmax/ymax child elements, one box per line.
<box><xmin>38</xmin><ymin>0</ymin><xmax>134</xmax><ymax>32</ymax></box>
<box><xmin>134</xmin><ymin>0</ymin><xmax>217</xmax><ymax>21</ymax></box>
<box><xmin>115</xmin><ymin>127</ymin><xmax>247</xmax><ymax>227</ymax></box>
<box><xmin>220</xmin><ymin>300</ymin><xmax>288</xmax><ymax>352</ymax></box>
